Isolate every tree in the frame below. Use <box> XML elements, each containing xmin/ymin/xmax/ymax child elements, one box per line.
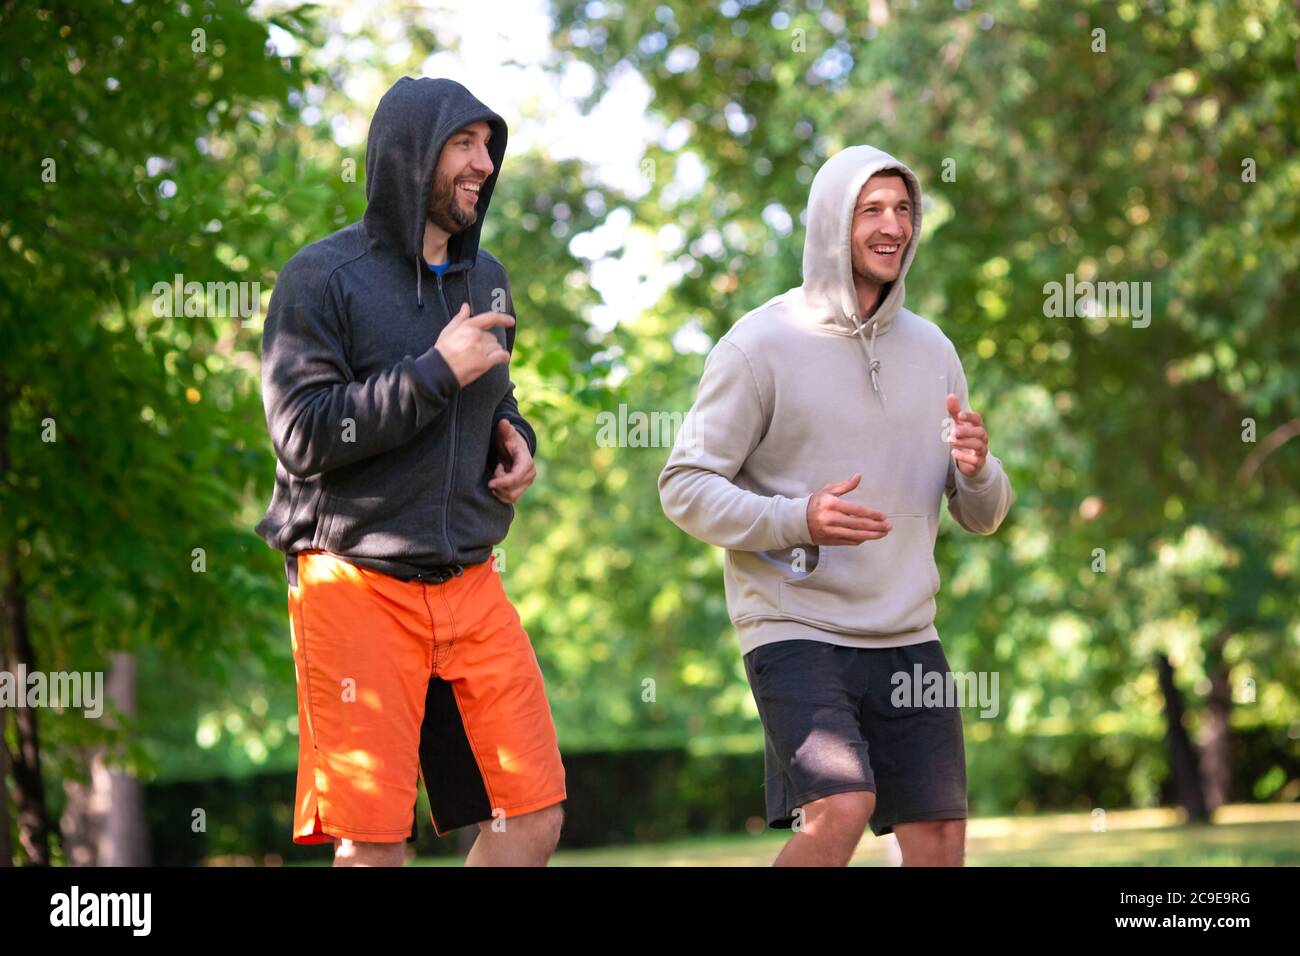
<box><xmin>544</xmin><ymin>0</ymin><xmax>1300</xmax><ymax>808</ymax></box>
<box><xmin>0</xmin><ymin>0</ymin><xmax>321</xmax><ymax>863</ymax></box>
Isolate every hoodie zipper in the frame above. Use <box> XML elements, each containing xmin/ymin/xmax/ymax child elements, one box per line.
<box><xmin>434</xmin><ymin>271</ymin><xmax>459</xmax><ymax>559</ymax></box>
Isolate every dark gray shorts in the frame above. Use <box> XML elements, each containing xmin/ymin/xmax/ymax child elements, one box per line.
<box><xmin>743</xmin><ymin>638</ymin><xmax>968</xmax><ymax>837</ymax></box>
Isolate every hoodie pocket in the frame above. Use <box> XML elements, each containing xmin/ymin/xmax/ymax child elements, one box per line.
<box><xmin>778</xmin><ymin>513</ymin><xmax>940</xmax><ymax>636</ymax></box>
<box><xmin>312</xmin><ymin>485</ymin><xmax>337</xmax><ymax>552</ymax></box>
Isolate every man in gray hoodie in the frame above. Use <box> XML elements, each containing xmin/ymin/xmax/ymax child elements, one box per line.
<box><xmin>659</xmin><ymin>146</ymin><xmax>1012</xmax><ymax>866</ymax></box>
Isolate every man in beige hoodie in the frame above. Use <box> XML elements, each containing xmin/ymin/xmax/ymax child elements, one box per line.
<box><xmin>659</xmin><ymin>146</ymin><xmax>1012</xmax><ymax>866</ymax></box>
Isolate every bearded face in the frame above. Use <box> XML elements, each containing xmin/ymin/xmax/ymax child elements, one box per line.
<box><xmin>426</xmin><ymin>121</ymin><xmax>492</xmax><ymax>237</ymax></box>
<box><xmin>426</xmin><ymin>166</ymin><xmax>478</xmax><ymax>234</ymax></box>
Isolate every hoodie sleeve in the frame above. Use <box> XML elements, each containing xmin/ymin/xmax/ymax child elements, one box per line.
<box><xmin>489</xmin><ymin>271</ymin><xmax>537</xmax><ymax>457</ymax></box>
<box><xmin>261</xmin><ymin>272</ymin><xmax>459</xmax><ymax>479</ymax></box>
<box><xmin>659</xmin><ymin>339</ymin><xmax>811</xmax><ymax>551</ymax></box>
<box><xmin>944</xmin><ymin>352</ymin><xmax>1013</xmax><ymax>534</ymax></box>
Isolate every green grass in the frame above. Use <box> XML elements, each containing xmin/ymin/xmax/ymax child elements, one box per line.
<box><xmin>405</xmin><ymin>803</ymin><xmax>1300</xmax><ymax>867</ymax></box>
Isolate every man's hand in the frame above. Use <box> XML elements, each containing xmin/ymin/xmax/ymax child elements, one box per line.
<box><xmin>946</xmin><ymin>393</ymin><xmax>989</xmax><ymax>477</ymax></box>
<box><xmin>434</xmin><ymin>304</ymin><xmax>515</xmax><ymax>387</ymax></box>
<box><xmin>806</xmin><ymin>473</ymin><xmax>891</xmax><ymax>546</ymax></box>
<box><xmin>488</xmin><ymin>419</ymin><xmax>536</xmax><ymax>504</ymax></box>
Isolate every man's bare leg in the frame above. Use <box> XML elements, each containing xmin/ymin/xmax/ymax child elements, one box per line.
<box><xmin>332</xmin><ymin>837</ymin><xmax>407</xmax><ymax>867</ymax></box>
<box><xmin>772</xmin><ymin>791</ymin><xmax>875</xmax><ymax>867</ymax></box>
<box><xmin>893</xmin><ymin>818</ymin><xmax>965</xmax><ymax>866</ymax></box>
<box><xmin>464</xmin><ymin>803</ymin><xmax>564</xmax><ymax>867</ymax></box>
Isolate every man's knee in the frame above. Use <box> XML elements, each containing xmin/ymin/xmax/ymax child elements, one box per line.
<box><xmin>798</xmin><ymin>791</ymin><xmax>875</xmax><ymax>854</ymax></box>
<box><xmin>332</xmin><ymin>837</ymin><xmax>407</xmax><ymax>867</ymax></box>
<box><xmin>938</xmin><ymin>819</ymin><xmax>966</xmax><ymax>863</ymax></box>
<box><xmin>527</xmin><ymin>803</ymin><xmax>565</xmax><ymax>850</ymax></box>
<box><xmin>480</xmin><ymin>802</ymin><xmax>564</xmax><ymax>850</ymax></box>
<box><xmin>898</xmin><ymin>819</ymin><xmax>965</xmax><ymax>865</ymax></box>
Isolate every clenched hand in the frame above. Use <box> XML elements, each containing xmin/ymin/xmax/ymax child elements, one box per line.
<box><xmin>434</xmin><ymin>303</ymin><xmax>515</xmax><ymax>387</ymax></box>
<box><xmin>946</xmin><ymin>393</ymin><xmax>989</xmax><ymax>477</ymax></box>
<box><xmin>488</xmin><ymin>419</ymin><xmax>536</xmax><ymax>504</ymax></box>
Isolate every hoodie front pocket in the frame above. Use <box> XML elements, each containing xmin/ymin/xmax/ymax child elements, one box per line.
<box><xmin>312</xmin><ymin>486</ymin><xmax>337</xmax><ymax>551</ymax></box>
<box><xmin>778</xmin><ymin>513</ymin><xmax>940</xmax><ymax>636</ymax></box>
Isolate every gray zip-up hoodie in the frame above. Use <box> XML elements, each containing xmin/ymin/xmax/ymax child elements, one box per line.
<box><xmin>255</xmin><ymin>77</ymin><xmax>535</xmax><ymax>581</ymax></box>
<box><xmin>659</xmin><ymin>145</ymin><xmax>1013</xmax><ymax>655</ymax></box>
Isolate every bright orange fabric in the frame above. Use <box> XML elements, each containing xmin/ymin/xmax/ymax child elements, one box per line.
<box><xmin>287</xmin><ymin>551</ymin><xmax>566</xmax><ymax>844</ymax></box>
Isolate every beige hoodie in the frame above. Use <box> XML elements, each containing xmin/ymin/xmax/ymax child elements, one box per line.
<box><xmin>658</xmin><ymin>145</ymin><xmax>1013</xmax><ymax>655</ymax></box>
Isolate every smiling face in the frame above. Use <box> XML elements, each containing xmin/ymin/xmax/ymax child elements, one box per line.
<box><xmin>426</xmin><ymin>120</ymin><xmax>494</xmax><ymax>235</ymax></box>
<box><xmin>850</xmin><ymin>171</ymin><xmax>913</xmax><ymax>288</ymax></box>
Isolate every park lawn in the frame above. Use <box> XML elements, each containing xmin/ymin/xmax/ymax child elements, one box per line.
<box><xmin>408</xmin><ymin>803</ymin><xmax>1300</xmax><ymax>867</ymax></box>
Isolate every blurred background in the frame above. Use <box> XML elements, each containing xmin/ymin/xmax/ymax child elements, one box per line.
<box><xmin>1</xmin><ymin>0</ymin><xmax>1297</xmax><ymax>866</ymax></box>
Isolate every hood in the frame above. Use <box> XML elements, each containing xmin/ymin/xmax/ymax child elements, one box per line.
<box><xmin>362</xmin><ymin>76</ymin><xmax>508</xmax><ymax>306</ymax></box>
<box><xmin>797</xmin><ymin>145</ymin><xmax>923</xmax><ymax>403</ymax></box>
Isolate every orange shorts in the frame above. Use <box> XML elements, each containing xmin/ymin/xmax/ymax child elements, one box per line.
<box><xmin>286</xmin><ymin>551</ymin><xmax>566</xmax><ymax>844</ymax></box>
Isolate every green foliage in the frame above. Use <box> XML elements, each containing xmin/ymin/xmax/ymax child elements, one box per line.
<box><xmin>540</xmin><ymin>0</ymin><xmax>1300</xmax><ymax>749</ymax></box>
<box><xmin>0</xmin><ymin>1</ymin><xmax>333</xmax><ymax>788</ymax></box>
<box><xmin>4</xmin><ymin>1</ymin><xmax>1296</xmax><ymax>838</ymax></box>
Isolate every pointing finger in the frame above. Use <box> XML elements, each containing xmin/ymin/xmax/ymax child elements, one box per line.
<box><xmin>466</xmin><ymin>312</ymin><xmax>516</xmax><ymax>331</ymax></box>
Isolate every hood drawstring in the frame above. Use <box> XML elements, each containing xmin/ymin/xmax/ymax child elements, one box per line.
<box><xmin>850</xmin><ymin>313</ymin><xmax>886</xmax><ymax>405</ymax></box>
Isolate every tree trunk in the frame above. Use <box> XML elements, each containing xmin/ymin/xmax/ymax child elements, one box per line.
<box><xmin>1200</xmin><ymin>628</ymin><xmax>1233</xmax><ymax>812</ymax></box>
<box><xmin>1155</xmin><ymin>652</ymin><xmax>1209</xmax><ymax>822</ymax></box>
<box><xmin>59</xmin><ymin>746</ymin><xmax>101</xmax><ymax>866</ymax></box>
<box><xmin>59</xmin><ymin>653</ymin><xmax>150</xmax><ymax>866</ymax></box>
<box><xmin>100</xmin><ymin>652</ymin><xmax>148</xmax><ymax>866</ymax></box>
<box><xmin>0</xmin><ymin>388</ymin><xmax>16</xmax><ymax>866</ymax></box>
<box><xmin>0</xmin><ymin>707</ymin><xmax>12</xmax><ymax>866</ymax></box>
<box><xmin>2</xmin><ymin>553</ymin><xmax>51</xmax><ymax>864</ymax></box>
